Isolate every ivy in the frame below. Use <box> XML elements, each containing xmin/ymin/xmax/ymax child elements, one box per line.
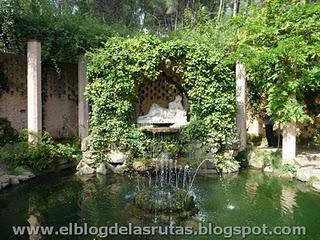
<box><xmin>86</xmin><ymin>35</ymin><xmax>237</xmax><ymax>159</ymax></box>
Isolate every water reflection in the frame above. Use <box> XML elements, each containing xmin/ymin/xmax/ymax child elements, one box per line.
<box><xmin>1</xmin><ymin>170</ymin><xmax>320</xmax><ymax>240</ymax></box>
<box><xmin>280</xmin><ymin>186</ymin><xmax>297</xmax><ymax>216</ymax></box>
<box><xmin>244</xmin><ymin>170</ymin><xmax>264</xmax><ymax>204</ymax></box>
<box><xmin>28</xmin><ymin>196</ymin><xmax>42</xmax><ymax>240</ymax></box>
<box><xmin>245</xmin><ymin>180</ymin><xmax>259</xmax><ymax>199</ymax></box>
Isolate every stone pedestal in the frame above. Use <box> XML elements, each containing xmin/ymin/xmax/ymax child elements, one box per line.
<box><xmin>27</xmin><ymin>40</ymin><xmax>42</xmax><ymax>143</ymax></box>
<box><xmin>78</xmin><ymin>55</ymin><xmax>89</xmax><ymax>139</ymax></box>
<box><xmin>236</xmin><ymin>63</ymin><xmax>247</xmax><ymax>151</ymax></box>
<box><xmin>282</xmin><ymin>120</ymin><xmax>296</xmax><ymax>164</ymax></box>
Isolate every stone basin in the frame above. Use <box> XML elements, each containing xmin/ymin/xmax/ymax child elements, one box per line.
<box><xmin>139</xmin><ymin>125</ymin><xmax>181</xmax><ymax>134</ymax></box>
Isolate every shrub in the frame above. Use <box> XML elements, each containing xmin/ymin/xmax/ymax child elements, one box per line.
<box><xmin>0</xmin><ymin>131</ymin><xmax>81</xmax><ymax>171</ymax></box>
<box><xmin>246</xmin><ymin>133</ymin><xmax>264</xmax><ymax>146</ymax></box>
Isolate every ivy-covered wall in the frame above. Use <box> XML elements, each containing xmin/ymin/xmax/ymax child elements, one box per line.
<box><xmin>86</xmin><ymin>35</ymin><xmax>237</xmax><ymax>160</ymax></box>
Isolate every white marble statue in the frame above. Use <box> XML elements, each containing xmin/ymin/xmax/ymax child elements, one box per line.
<box><xmin>137</xmin><ymin>95</ymin><xmax>187</xmax><ymax>124</ymax></box>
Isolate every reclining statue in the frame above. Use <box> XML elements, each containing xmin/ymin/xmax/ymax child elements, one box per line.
<box><xmin>137</xmin><ymin>95</ymin><xmax>187</xmax><ymax>125</ymax></box>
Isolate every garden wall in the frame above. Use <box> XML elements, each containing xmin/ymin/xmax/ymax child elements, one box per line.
<box><xmin>0</xmin><ymin>53</ymin><xmax>78</xmax><ymax>139</ymax></box>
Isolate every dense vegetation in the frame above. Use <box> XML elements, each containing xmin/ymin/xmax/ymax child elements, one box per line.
<box><xmin>0</xmin><ymin>0</ymin><xmax>123</xmax><ymax>63</ymax></box>
<box><xmin>85</xmin><ymin>0</ymin><xmax>319</xmax><ymax>158</ymax></box>
<box><xmin>240</xmin><ymin>1</ymin><xmax>320</xmax><ymax>124</ymax></box>
<box><xmin>86</xmin><ymin>35</ymin><xmax>236</xmax><ymax>159</ymax></box>
<box><xmin>1</xmin><ymin>0</ymin><xmax>319</xmax><ymax>165</ymax></box>
<box><xmin>0</xmin><ymin>130</ymin><xmax>81</xmax><ymax>171</ymax></box>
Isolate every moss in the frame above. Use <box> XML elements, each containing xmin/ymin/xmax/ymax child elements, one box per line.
<box><xmin>132</xmin><ymin>187</ymin><xmax>198</xmax><ymax>217</ymax></box>
<box><xmin>247</xmin><ymin>133</ymin><xmax>263</xmax><ymax>146</ymax></box>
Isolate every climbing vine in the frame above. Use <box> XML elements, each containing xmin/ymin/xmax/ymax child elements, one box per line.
<box><xmin>238</xmin><ymin>1</ymin><xmax>320</xmax><ymax>124</ymax></box>
<box><xmin>86</xmin><ymin>35</ymin><xmax>236</xmax><ymax>159</ymax></box>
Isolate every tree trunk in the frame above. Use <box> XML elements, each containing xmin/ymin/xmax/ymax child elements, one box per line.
<box><xmin>233</xmin><ymin>0</ymin><xmax>241</xmax><ymax>16</ymax></box>
<box><xmin>236</xmin><ymin>62</ymin><xmax>247</xmax><ymax>151</ymax></box>
<box><xmin>233</xmin><ymin>0</ymin><xmax>247</xmax><ymax>150</ymax></box>
<box><xmin>174</xmin><ymin>10</ymin><xmax>178</xmax><ymax>31</ymax></box>
<box><xmin>245</xmin><ymin>0</ymin><xmax>252</xmax><ymax>17</ymax></box>
<box><xmin>217</xmin><ymin>0</ymin><xmax>224</xmax><ymax>20</ymax></box>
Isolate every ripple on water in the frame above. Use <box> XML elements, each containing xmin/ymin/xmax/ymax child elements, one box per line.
<box><xmin>280</xmin><ymin>187</ymin><xmax>297</xmax><ymax>215</ymax></box>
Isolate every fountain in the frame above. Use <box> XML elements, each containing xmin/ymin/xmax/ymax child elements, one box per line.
<box><xmin>126</xmin><ymin>96</ymin><xmax>202</xmax><ymax>223</ymax></box>
<box><xmin>126</xmin><ymin>159</ymin><xmax>199</xmax><ymax>223</ymax></box>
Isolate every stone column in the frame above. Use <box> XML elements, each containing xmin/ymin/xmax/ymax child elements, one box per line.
<box><xmin>236</xmin><ymin>62</ymin><xmax>247</xmax><ymax>151</ymax></box>
<box><xmin>27</xmin><ymin>40</ymin><xmax>42</xmax><ymax>143</ymax></box>
<box><xmin>78</xmin><ymin>55</ymin><xmax>89</xmax><ymax>139</ymax></box>
<box><xmin>282</xmin><ymin>119</ymin><xmax>296</xmax><ymax>164</ymax></box>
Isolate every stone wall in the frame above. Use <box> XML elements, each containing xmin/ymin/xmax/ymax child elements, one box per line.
<box><xmin>0</xmin><ymin>53</ymin><xmax>78</xmax><ymax>139</ymax></box>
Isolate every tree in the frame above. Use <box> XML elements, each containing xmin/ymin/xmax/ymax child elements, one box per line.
<box><xmin>240</xmin><ymin>0</ymin><xmax>320</xmax><ymax>124</ymax></box>
<box><xmin>0</xmin><ymin>0</ymin><xmax>119</xmax><ymax>63</ymax></box>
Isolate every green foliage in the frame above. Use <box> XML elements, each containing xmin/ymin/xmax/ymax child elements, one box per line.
<box><xmin>86</xmin><ymin>35</ymin><xmax>236</xmax><ymax>158</ymax></box>
<box><xmin>261</xmin><ymin>150</ymin><xmax>296</xmax><ymax>173</ymax></box>
<box><xmin>144</xmin><ymin>135</ymin><xmax>183</xmax><ymax>159</ymax></box>
<box><xmin>180</xmin><ymin>119</ymin><xmax>208</xmax><ymax>141</ymax></box>
<box><xmin>269</xmin><ymin>151</ymin><xmax>282</xmax><ymax>169</ymax></box>
<box><xmin>238</xmin><ymin>1</ymin><xmax>320</xmax><ymax>124</ymax></box>
<box><xmin>181</xmin><ymin>0</ymin><xmax>320</xmax><ymax>128</ymax></box>
<box><xmin>0</xmin><ymin>0</ymin><xmax>124</xmax><ymax>63</ymax></box>
<box><xmin>297</xmin><ymin>129</ymin><xmax>320</xmax><ymax>149</ymax></box>
<box><xmin>0</xmin><ymin>118</ymin><xmax>18</xmax><ymax>146</ymax></box>
<box><xmin>162</xmin><ymin>141</ymin><xmax>181</xmax><ymax>158</ymax></box>
<box><xmin>0</xmin><ymin>131</ymin><xmax>81</xmax><ymax>171</ymax></box>
<box><xmin>246</xmin><ymin>133</ymin><xmax>263</xmax><ymax>146</ymax></box>
<box><xmin>280</xmin><ymin>163</ymin><xmax>297</xmax><ymax>174</ymax></box>
<box><xmin>217</xmin><ymin>158</ymin><xmax>240</xmax><ymax>173</ymax></box>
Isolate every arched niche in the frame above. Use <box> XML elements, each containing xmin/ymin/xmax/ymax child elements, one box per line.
<box><xmin>135</xmin><ymin>71</ymin><xmax>188</xmax><ymax>119</ymax></box>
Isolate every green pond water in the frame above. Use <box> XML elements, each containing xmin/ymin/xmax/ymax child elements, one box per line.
<box><xmin>0</xmin><ymin>169</ymin><xmax>320</xmax><ymax>240</ymax></box>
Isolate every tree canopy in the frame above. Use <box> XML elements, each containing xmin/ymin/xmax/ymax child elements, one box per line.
<box><xmin>0</xmin><ymin>0</ymin><xmax>125</xmax><ymax>62</ymax></box>
<box><xmin>239</xmin><ymin>0</ymin><xmax>320</xmax><ymax>124</ymax></box>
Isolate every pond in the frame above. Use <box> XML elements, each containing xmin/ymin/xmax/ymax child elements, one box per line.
<box><xmin>0</xmin><ymin>169</ymin><xmax>320</xmax><ymax>240</ymax></box>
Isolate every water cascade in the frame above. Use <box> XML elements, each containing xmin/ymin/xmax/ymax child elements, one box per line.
<box><xmin>128</xmin><ymin>94</ymin><xmax>208</xmax><ymax>222</ymax></box>
<box><xmin>128</xmin><ymin>131</ymin><xmax>204</xmax><ymax>223</ymax></box>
